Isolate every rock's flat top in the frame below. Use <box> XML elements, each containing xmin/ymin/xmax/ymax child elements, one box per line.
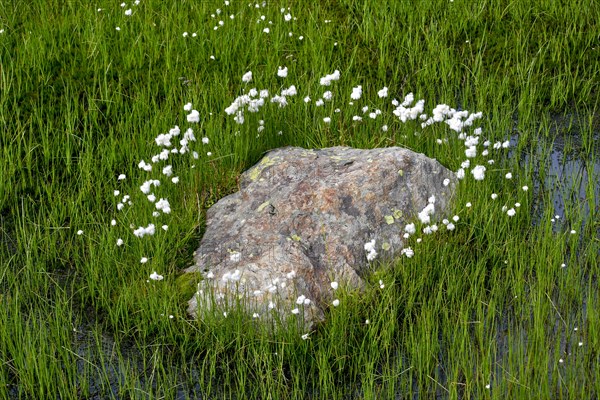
<box><xmin>186</xmin><ymin>146</ymin><xmax>456</xmax><ymax>326</ymax></box>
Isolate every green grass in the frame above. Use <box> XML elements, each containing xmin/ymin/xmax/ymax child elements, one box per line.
<box><xmin>0</xmin><ymin>0</ymin><xmax>599</xmax><ymax>398</ymax></box>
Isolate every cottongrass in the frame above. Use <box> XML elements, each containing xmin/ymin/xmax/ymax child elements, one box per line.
<box><xmin>1</xmin><ymin>1</ymin><xmax>596</xmax><ymax>399</ymax></box>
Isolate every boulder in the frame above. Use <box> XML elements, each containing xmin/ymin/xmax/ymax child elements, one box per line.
<box><xmin>185</xmin><ymin>146</ymin><xmax>457</xmax><ymax>327</ymax></box>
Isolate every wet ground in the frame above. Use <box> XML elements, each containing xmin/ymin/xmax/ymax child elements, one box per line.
<box><xmin>4</xmin><ymin>112</ymin><xmax>599</xmax><ymax>399</ymax></box>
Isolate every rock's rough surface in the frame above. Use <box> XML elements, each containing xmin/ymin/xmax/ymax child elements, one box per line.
<box><xmin>185</xmin><ymin>146</ymin><xmax>457</xmax><ymax>326</ymax></box>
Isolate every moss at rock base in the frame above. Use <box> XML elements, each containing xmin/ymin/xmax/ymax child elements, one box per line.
<box><xmin>175</xmin><ymin>272</ymin><xmax>203</xmax><ymax>304</ymax></box>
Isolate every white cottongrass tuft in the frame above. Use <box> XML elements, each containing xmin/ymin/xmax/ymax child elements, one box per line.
<box><xmin>394</xmin><ymin>94</ymin><xmax>425</xmax><ymax>122</ymax></box>
<box><xmin>162</xmin><ymin>165</ymin><xmax>173</xmax><ymax>177</ymax></box>
<box><xmin>331</xmin><ymin>281</ymin><xmax>338</xmax><ymax>290</ymax></box>
<box><xmin>332</xmin><ymin>299</ymin><xmax>340</xmax><ymax>307</ymax></box>
<box><xmin>187</xmin><ymin>110</ymin><xmax>200</xmax><ymax>123</ymax></box>
<box><xmin>465</xmin><ymin>146</ymin><xmax>477</xmax><ymax>158</ymax></box>
<box><xmin>155</xmin><ymin>198</ymin><xmax>171</xmax><ymax>214</ymax></box>
<box><xmin>418</xmin><ymin>203</ymin><xmax>435</xmax><ymax>224</ymax></box>
<box><xmin>138</xmin><ymin>160</ymin><xmax>152</xmax><ymax>171</ymax></box>
<box><xmin>281</xmin><ymin>86</ymin><xmax>297</xmax><ymax>98</ymax></box>
<box><xmin>377</xmin><ymin>87</ymin><xmax>388</xmax><ymax>98</ymax></box>
<box><xmin>471</xmin><ymin>165</ymin><xmax>486</xmax><ymax>181</ymax></box>
<box><xmin>350</xmin><ymin>85</ymin><xmax>363</xmax><ymax>100</ymax></box>
<box><xmin>320</xmin><ymin>70</ymin><xmax>340</xmax><ymax>86</ymax></box>
<box><xmin>277</xmin><ymin>66</ymin><xmax>288</xmax><ymax>77</ymax></box>
<box><xmin>270</xmin><ymin>95</ymin><xmax>288</xmax><ymax>108</ymax></box>
<box><xmin>149</xmin><ymin>272</ymin><xmax>164</xmax><ymax>281</ymax></box>
<box><xmin>241</xmin><ymin>71</ymin><xmax>252</xmax><ymax>83</ymax></box>
<box><xmin>222</xmin><ymin>269</ymin><xmax>241</xmax><ymax>282</ymax></box>
<box><xmin>133</xmin><ymin>223</ymin><xmax>156</xmax><ymax>238</ymax></box>
<box><xmin>401</xmin><ymin>247</ymin><xmax>414</xmax><ymax>258</ymax></box>
<box><xmin>155</xmin><ymin>133</ymin><xmax>172</xmax><ymax>147</ymax></box>
<box><xmin>364</xmin><ymin>239</ymin><xmax>377</xmax><ymax>261</ymax></box>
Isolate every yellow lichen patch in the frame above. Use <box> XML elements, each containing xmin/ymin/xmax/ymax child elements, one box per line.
<box><xmin>256</xmin><ymin>201</ymin><xmax>270</xmax><ymax>212</ymax></box>
<box><xmin>290</xmin><ymin>234</ymin><xmax>302</xmax><ymax>242</ymax></box>
<box><xmin>300</xmin><ymin>150</ymin><xmax>315</xmax><ymax>157</ymax></box>
<box><xmin>382</xmin><ymin>242</ymin><xmax>391</xmax><ymax>251</ymax></box>
<box><xmin>248</xmin><ymin>155</ymin><xmax>279</xmax><ymax>181</ymax></box>
<box><xmin>384</xmin><ymin>215</ymin><xmax>395</xmax><ymax>224</ymax></box>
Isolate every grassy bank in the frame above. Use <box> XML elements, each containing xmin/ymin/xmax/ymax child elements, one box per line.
<box><xmin>0</xmin><ymin>0</ymin><xmax>598</xmax><ymax>398</ymax></box>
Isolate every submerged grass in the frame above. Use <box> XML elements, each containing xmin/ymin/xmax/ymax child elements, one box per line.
<box><xmin>0</xmin><ymin>0</ymin><xmax>598</xmax><ymax>398</ymax></box>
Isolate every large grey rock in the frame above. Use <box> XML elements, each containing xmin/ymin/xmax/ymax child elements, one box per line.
<box><xmin>185</xmin><ymin>146</ymin><xmax>456</xmax><ymax>327</ymax></box>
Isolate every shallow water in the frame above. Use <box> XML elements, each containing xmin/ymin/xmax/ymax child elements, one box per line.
<box><xmin>520</xmin><ymin>113</ymin><xmax>599</xmax><ymax>231</ymax></box>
